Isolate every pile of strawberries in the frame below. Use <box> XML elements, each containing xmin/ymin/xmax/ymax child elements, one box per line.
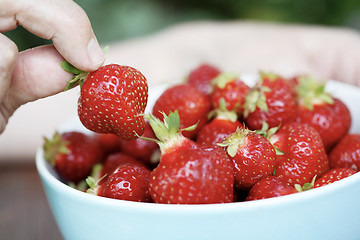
<box><xmin>43</xmin><ymin>63</ymin><xmax>359</xmax><ymax>204</ymax></box>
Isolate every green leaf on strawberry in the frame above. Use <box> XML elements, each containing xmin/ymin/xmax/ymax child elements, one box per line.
<box><xmin>243</xmin><ymin>77</ymin><xmax>271</xmax><ymax>117</ymax></box>
<box><xmin>211</xmin><ymin>72</ymin><xmax>239</xmax><ymax>89</ymax></box>
<box><xmin>296</xmin><ymin>75</ymin><xmax>334</xmax><ymax>110</ymax></box>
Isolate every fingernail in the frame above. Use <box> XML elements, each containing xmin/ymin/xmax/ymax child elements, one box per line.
<box><xmin>87</xmin><ymin>38</ymin><xmax>104</xmax><ymax>67</ymax></box>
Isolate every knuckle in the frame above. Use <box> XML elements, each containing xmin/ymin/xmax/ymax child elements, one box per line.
<box><xmin>0</xmin><ymin>36</ymin><xmax>19</xmax><ymax>69</ymax></box>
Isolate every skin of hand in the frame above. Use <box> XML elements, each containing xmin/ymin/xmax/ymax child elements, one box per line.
<box><xmin>0</xmin><ymin>0</ymin><xmax>105</xmax><ymax>134</ymax></box>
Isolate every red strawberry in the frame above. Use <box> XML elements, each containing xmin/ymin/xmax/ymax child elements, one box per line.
<box><xmin>210</xmin><ymin>73</ymin><xmax>250</xmax><ymax>115</ymax></box>
<box><xmin>87</xmin><ymin>160</ymin><xmax>152</xmax><ymax>202</ymax></box>
<box><xmin>186</xmin><ymin>63</ymin><xmax>221</xmax><ymax>94</ymax></box>
<box><xmin>328</xmin><ymin>134</ymin><xmax>360</xmax><ymax>171</ymax></box>
<box><xmin>196</xmin><ymin>112</ymin><xmax>243</xmax><ymax>147</ymax></box>
<box><xmin>243</xmin><ymin>72</ymin><xmax>297</xmax><ymax>130</ymax></box>
<box><xmin>152</xmin><ymin>84</ymin><xmax>211</xmax><ymax>139</ymax></box>
<box><xmin>62</xmin><ymin>62</ymin><xmax>148</xmax><ymax>140</ymax></box>
<box><xmin>196</xmin><ymin>100</ymin><xmax>243</xmax><ymax>146</ymax></box>
<box><xmin>294</xmin><ymin>75</ymin><xmax>351</xmax><ymax>151</ymax></box>
<box><xmin>119</xmin><ymin>121</ymin><xmax>160</xmax><ymax>166</ymax></box>
<box><xmin>219</xmin><ymin>127</ymin><xmax>276</xmax><ymax>190</ymax></box>
<box><xmin>43</xmin><ymin>131</ymin><xmax>103</xmax><ymax>183</ymax></box>
<box><xmin>95</xmin><ymin>133</ymin><xmax>122</xmax><ymax>156</ymax></box>
<box><xmin>314</xmin><ymin>168</ymin><xmax>357</xmax><ymax>188</ymax></box>
<box><xmin>270</xmin><ymin>122</ymin><xmax>329</xmax><ymax>185</ymax></box>
<box><xmin>99</xmin><ymin>152</ymin><xmax>143</xmax><ymax>180</ymax></box>
<box><xmin>146</xmin><ymin>111</ymin><xmax>234</xmax><ymax>204</ymax></box>
<box><xmin>246</xmin><ymin>175</ymin><xmax>313</xmax><ymax>201</ymax></box>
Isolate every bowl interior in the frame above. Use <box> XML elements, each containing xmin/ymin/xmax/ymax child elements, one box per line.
<box><xmin>36</xmin><ymin>76</ymin><xmax>360</xmax><ymax>240</ymax></box>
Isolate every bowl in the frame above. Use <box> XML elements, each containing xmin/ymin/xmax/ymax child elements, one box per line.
<box><xmin>36</xmin><ymin>76</ymin><xmax>360</xmax><ymax>240</ymax></box>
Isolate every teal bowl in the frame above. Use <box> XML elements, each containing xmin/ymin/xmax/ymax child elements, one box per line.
<box><xmin>36</xmin><ymin>79</ymin><xmax>360</xmax><ymax>240</ymax></box>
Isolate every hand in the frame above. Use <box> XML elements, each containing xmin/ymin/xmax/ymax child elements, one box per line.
<box><xmin>0</xmin><ymin>0</ymin><xmax>104</xmax><ymax>133</ymax></box>
<box><xmin>106</xmin><ymin>21</ymin><xmax>360</xmax><ymax>87</ymax></box>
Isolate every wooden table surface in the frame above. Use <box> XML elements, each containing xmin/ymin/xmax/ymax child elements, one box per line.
<box><xmin>0</xmin><ymin>162</ymin><xmax>63</xmax><ymax>240</ymax></box>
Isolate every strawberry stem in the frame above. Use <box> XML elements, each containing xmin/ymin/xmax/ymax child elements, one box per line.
<box><xmin>211</xmin><ymin>72</ymin><xmax>238</xmax><ymax>89</ymax></box>
<box><xmin>243</xmin><ymin>76</ymin><xmax>271</xmax><ymax>117</ymax></box>
<box><xmin>43</xmin><ymin>132</ymin><xmax>69</xmax><ymax>166</ymax></box>
<box><xmin>61</xmin><ymin>61</ymin><xmax>89</xmax><ymax>91</ymax></box>
<box><xmin>207</xmin><ymin>98</ymin><xmax>238</xmax><ymax>122</ymax></box>
<box><xmin>218</xmin><ymin>127</ymin><xmax>250</xmax><ymax>157</ymax></box>
<box><xmin>144</xmin><ymin>111</ymin><xmax>197</xmax><ymax>153</ymax></box>
<box><xmin>296</xmin><ymin>75</ymin><xmax>334</xmax><ymax>110</ymax></box>
<box><xmin>61</xmin><ymin>46</ymin><xmax>109</xmax><ymax>91</ymax></box>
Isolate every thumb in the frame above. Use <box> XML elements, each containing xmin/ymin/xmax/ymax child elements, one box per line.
<box><xmin>3</xmin><ymin>0</ymin><xmax>104</xmax><ymax>71</ymax></box>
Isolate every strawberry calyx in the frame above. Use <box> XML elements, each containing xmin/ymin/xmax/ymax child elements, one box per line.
<box><xmin>208</xmin><ymin>98</ymin><xmax>238</xmax><ymax>122</ymax></box>
<box><xmin>259</xmin><ymin>71</ymin><xmax>279</xmax><ymax>82</ymax></box>
<box><xmin>61</xmin><ymin>46</ymin><xmax>109</xmax><ymax>91</ymax></box>
<box><xmin>295</xmin><ymin>75</ymin><xmax>334</xmax><ymax>110</ymax></box>
<box><xmin>61</xmin><ymin>61</ymin><xmax>89</xmax><ymax>91</ymax></box>
<box><xmin>256</xmin><ymin>121</ymin><xmax>284</xmax><ymax>155</ymax></box>
<box><xmin>242</xmin><ymin>76</ymin><xmax>271</xmax><ymax>118</ymax></box>
<box><xmin>255</xmin><ymin>121</ymin><xmax>279</xmax><ymax>139</ymax></box>
<box><xmin>211</xmin><ymin>72</ymin><xmax>239</xmax><ymax>89</ymax></box>
<box><xmin>218</xmin><ymin>127</ymin><xmax>250</xmax><ymax>157</ymax></box>
<box><xmin>43</xmin><ymin>132</ymin><xmax>69</xmax><ymax>166</ymax></box>
<box><xmin>85</xmin><ymin>176</ymin><xmax>100</xmax><ymax>195</ymax></box>
<box><xmin>144</xmin><ymin>111</ymin><xmax>197</xmax><ymax>153</ymax></box>
<box><xmin>294</xmin><ymin>175</ymin><xmax>316</xmax><ymax>192</ymax></box>
<box><xmin>85</xmin><ymin>164</ymin><xmax>107</xmax><ymax>195</ymax></box>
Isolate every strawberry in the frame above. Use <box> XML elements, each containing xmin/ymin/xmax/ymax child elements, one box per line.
<box><xmin>99</xmin><ymin>152</ymin><xmax>143</xmax><ymax>180</ymax></box>
<box><xmin>219</xmin><ymin>127</ymin><xmax>276</xmax><ymax>190</ymax></box>
<box><xmin>246</xmin><ymin>175</ymin><xmax>314</xmax><ymax>201</ymax></box>
<box><xmin>196</xmin><ymin>116</ymin><xmax>242</xmax><ymax>147</ymax></box>
<box><xmin>95</xmin><ymin>133</ymin><xmax>122</xmax><ymax>156</ymax></box>
<box><xmin>87</xmin><ymin>159</ymin><xmax>152</xmax><ymax>202</ymax></box>
<box><xmin>270</xmin><ymin>122</ymin><xmax>329</xmax><ymax>185</ymax></box>
<box><xmin>210</xmin><ymin>73</ymin><xmax>250</xmax><ymax>115</ymax></box>
<box><xmin>328</xmin><ymin>134</ymin><xmax>360</xmax><ymax>171</ymax></box>
<box><xmin>43</xmin><ymin>131</ymin><xmax>103</xmax><ymax>183</ymax></box>
<box><xmin>146</xmin><ymin>111</ymin><xmax>234</xmax><ymax>204</ymax></box>
<box><xmin>314</xmin><ymin>168</ymin><xmax>357</xmax><ymax>188</ymax></box>
<box><xmin>196</xmin><ymin>109</ymin><xmax>243</xmax><ymax>146</ymax></box>
<box><xmin>152</xmin><ymin>84</ymin><xmax>211</xmax><ymax>139</ymax></box>
<box><xmin>186</xmin><ymin>63</ymin><xmax>221</xmax><ymax>94</ymax></box>
<box><xmin>62</xmin><ymin>62</ymin><xmax>148</xmax><ymax>140</ymax></box>
<box><xmin>294</xmin><ymin>75</ymin><xmax>351</xmax><ymax>151</ymax></box>
<box><xmin>243</xmin><ymin>72</ymin><xmax>296</xmax><ymax>130</ymax></box>
<box><xmin>119</xmin><ymin>121</ymin><xmax>160</xmax><ymax>166</ymax></box>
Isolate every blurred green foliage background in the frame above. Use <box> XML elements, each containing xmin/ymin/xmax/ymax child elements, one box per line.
<box><xmin>4</xmin><ymin>0</ymin><xmax>360</xmax><ymax>51</ymax></box>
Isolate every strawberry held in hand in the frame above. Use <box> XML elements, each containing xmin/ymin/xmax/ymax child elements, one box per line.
<box><xmin>62</xmin><ymin>62</ymin><xmax>148</xmax><ymax>140</ymax></box>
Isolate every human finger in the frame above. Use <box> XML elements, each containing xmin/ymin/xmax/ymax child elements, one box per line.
<box><xmin>8</xmin><ymin>45</ymin><xmax>73</xmax><ymax>110</ymax></box>
<box><xmin>0</xmin><ymin>33</ymin><xmax>18</xmax><ymax>133</ymax></box>
<box><xmin>1</xmin><ymin>0</ymin><xmax>104</xmax><ymax>72</ymax></box>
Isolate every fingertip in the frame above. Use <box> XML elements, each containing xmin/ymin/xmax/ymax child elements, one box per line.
<box><xmin>87</xmin><ymin>37</ymin><xmax>105</xmax><ymax>71</ymax></box>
